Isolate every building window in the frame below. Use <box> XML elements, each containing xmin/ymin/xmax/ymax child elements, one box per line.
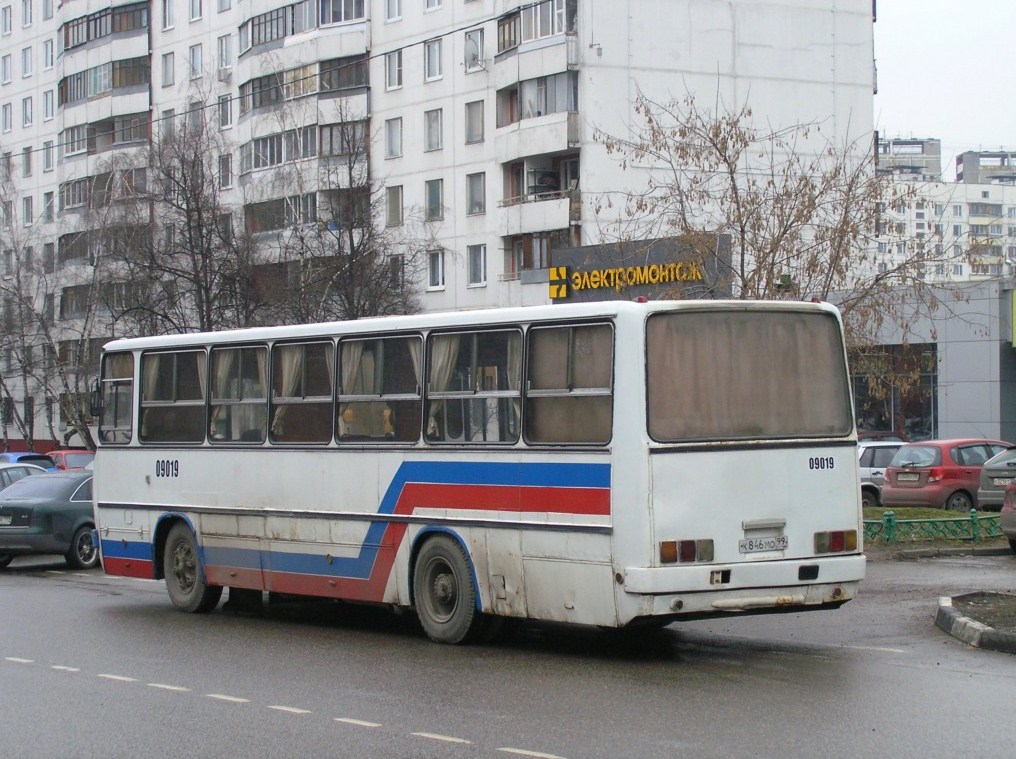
<box><xmin>1</xmin><ymin>6</ymin><xmax>10</xmax><ymax>34</ymax></box>
<box><xmin>521</xmin><ymin>0</ymin><xmax>568</xmax><ymax>42</ymax></box>
<box><xmin>1</xmin><ymin>54</ymin><xmax>9</xmax><ymax>83</ymax></box>
<box><xmin>189</xmin><ymin>44</ymin><xmax>202</xmax><ymax>78</ymax></box>
<box><xmin>20</xmin><ymin>95</ymin><xmax>30</xmax><ymax>126</ymax></box>
<box><xmin>42</xmin><ymin>38</ymin><xmax>52</xmax><ymax>69</ymax></box>
<box><xmin>42</xmin><ymin>191</ymin><xmax>52</xmax><ymax>220</ymax></box>
<box><xmin>190</xmin><ymin>0</ymin><xmax>201</xmax><ymax>21</ymax></box>
<box><xmin>386</xmin><ymin>185</ymin><xmax>402</xmax><ymax>226</ymax></box>
<box><xmin>425</xmin><ymin>0</ymin><xmax>441</xmax><ymax>9</ymax></box>
<box><xmin>320</xmin><ymin>0</ymin><xmax>364</xmax><ymax>25</ymax></box>
<box><xmin>218</xmin><ymin>94</ymin><xmax>231</xmax><ymax>127</ymax></box>
<box><xmin>217</xmin><ymin>0</ymin><xmax>230</xmax><ymax>11</ymax></box>
<box><xmin>428</xmin><ymin>249</ymin><xmax>444</xmax><ymax>289</ymax></box>
<box><xmin>1</xmin><ymin>103</ymin><xmax>10</xmax><ymax>132</ymax></box>
<box><xmin>385</xmin><ymin>0</ymin><xmax>401</xmax><ymax>21</ymax></box>
<box><xmin>464</xmin><ymin>28</ymin><xmax>483</xmax><ymax>71</ymax></box>
<box><xmin>219</xmin><ymin>154</ymin><xmax>232</xmax><ymax>188</ymax></box>
<box><xmin>21</xmin><ymin>145</ymin><xmax>29</xmax><ymax>176</ymax></box>
<box><xmin>384</xmin><ymin>117</ymin><xmax>402</xmax><ymax>158</ymax></box>
<box><xmin>162</xmin><ymin>0</ymin><xmax>173</xmax><ymax>28</ymax></box>
<box><xmin>466</xmin><ymin>172</ymin><xmax>485</xmax><ymax>215</ymax></box>
<box><xmin>22</xmin><ymin>195</ymin><xmax>31</xmax><ymax>225</ymax></box>
<box><xmin>424</xmin><ymin>38</ymin><xmax>442</xmax><ymax>81</ymax></box>
<box><xmin>465</xmin><ymin>100</ymin><xmax>483</xmax><ymax>144</ymax></box>
<box><xmin>42</xmin><ymin>140</ymin><xmax>52</xmax><ymax>171</ymax></box>
<box><xmin>20</xmin><ymin>0</ymin><xmax>29</xmax><ymax>25</ymax></box>
<box><xmin>424</xmin><ymin>108</ymin><xmax>442</xmax><ymax>151</ymax></box>
<box><xmin>20</xmin><ymin>46</ymin><xmax>31</xmax><ymax>77</ymax></box>
<box><xmin>217</xmin><ymin>34</ymin><xmax>232</xmax><ymax>70</ymax></box>
<box><xmin>42</xmin><ymin>89</ymin><xmax>52</xmax><ymax>120</ymax></box>
<box><xmin>385</xmin><ymin>50</ymin><xmax>402</xmax><ymax>90</ymax></box>
<box><xmin>42</xmin><ymin>0</ymin><xmax>49</xmax><ymax>19</ymax></box>
<box><xmin>467</xmin><ymin>244</ymin><xmax>486</xmax><ymax>286</ymax></box>
<box><xmin>162</xmin><ymin>52</ymin><xmax>174</xmax><ymax>86</ymax></box>
<box><xmin>425</xmin><ymin>178</ymin><xmax>443</xmax><ymax>220</ymax></box>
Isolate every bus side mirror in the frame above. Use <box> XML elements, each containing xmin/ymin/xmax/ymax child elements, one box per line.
<box><xmin>90</xmin><ymin>380</ymin><xmax>101</xmax><ymax>418</ymax></box>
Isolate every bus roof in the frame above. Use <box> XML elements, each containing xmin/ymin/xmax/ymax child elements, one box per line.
<box><xmin>100</xmin><ymin>299</ymin><xmax>841</xmax><ymax>352</ymax></box>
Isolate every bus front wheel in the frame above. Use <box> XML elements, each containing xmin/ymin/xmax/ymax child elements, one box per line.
<box><xmin>163</xmin><ymin>523</ymin><xmax>223</xmax><ymax>613</ymax></box>
<box><xmin>413</xmin><ymin>535</ymin><xmax>479</xmax><ymax>644</ymax></box>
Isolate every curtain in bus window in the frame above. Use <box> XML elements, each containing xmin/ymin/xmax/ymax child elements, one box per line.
<box><xmin>646</xmin><ymin>311</ymin><xmax>852</xmax><ymax>441</ymax></box>
<box><xmin>525</xmin><ymin>323</ymin><xmax>612</xmax><ymax>444</ymax></box>
<box><xmin>425</xmin><ymin>334</ymin><xmax>460</xmax><ymax>440</ymax></box>
<box><xmin>339</xmin><ymin>336</ymin><xmax>422</xmax><ymax>442</ymax></box>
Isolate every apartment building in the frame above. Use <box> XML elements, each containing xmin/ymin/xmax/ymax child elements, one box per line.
<box><xmin>0</xmin><ymin>0</ymin><xmax>875</xmax><ymax>445</ymax></box>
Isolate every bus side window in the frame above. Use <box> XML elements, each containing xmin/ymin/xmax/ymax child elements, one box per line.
<box><xmin>99</xmin><ymin>352</ymin><xmax>134</xmax><ymax>445</ymax></box>
<box><xmin>139</xmin><ymin>351</ymin><xmax>207</xmax><ymax>444</ymax></box>
<box><xmin>338</xmin><ymin>335</ymin><xmax>422</xmax><ymax>443</ymax></box>
<box><xmin>524</xmin><ymin>323</ymin><xmax>613</xmax><ymax>444</ymax></box>
<box><xmin>270</xmin><ymin>341</ymin><xmax>334</xmax><ymax>444</ymax></box>
<box><xmin>210</xmin><ymin>346</ymin><xmax>268</xmax><ymax>444</ymax></box>
<box><xmin>425</xmin><ymin>330</ymin><xmax>521</xmax><ymax>444</ymax></box>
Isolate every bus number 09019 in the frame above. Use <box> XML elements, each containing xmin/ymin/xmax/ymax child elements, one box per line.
<box><xmin>155</xmin><ymin>459</ymin><xmax>180</xmax><ymax>478</ymax></box>
<box><xmin>808</xmin><ymin>456</ymin><xmax>835</xmax><ymax>470</ymax></box>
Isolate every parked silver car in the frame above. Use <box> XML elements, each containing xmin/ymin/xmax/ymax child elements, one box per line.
<box><xmin>977</xmin><ymin>446</ymin><xmax>1016</xmax><ymax>511</ymax></box>
<box><xmin>858</xmin><ymin>440</ymin><xmax>903</xmax><ymax>509</ymax></box>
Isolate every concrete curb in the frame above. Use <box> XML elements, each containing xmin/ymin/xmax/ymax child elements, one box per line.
<box><xmin>868</xmin><ymin>545</ymin><xmax>1012</xmax><ymax>561</ymax></box>
<box><xmin>936</xmin><ymin>594</ymin><xmax>1016</xmax><ymax>654</ymax></box>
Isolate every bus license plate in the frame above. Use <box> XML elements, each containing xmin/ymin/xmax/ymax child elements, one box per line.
<box><xmin>739</xmin><ymin>535</ymin><xmax>788</xmax><ymax>554</ymax></box>
<box><xmin>0</xmin><ymin>514</ymin><xmax>10</xmax><ymax>525</ymax></box>
<box><xmin>994</xmin><ymin>477</ymin><xmax>1013</xmax><ymax>487</ymax></box>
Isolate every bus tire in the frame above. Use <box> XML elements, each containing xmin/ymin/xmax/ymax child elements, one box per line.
<box><xmin>413</xmin><ymin>535</ymin><xmax>480</xmax><ymax>644</ymax></box>
<box><xmin>164</xmin><ymin>523</ymin><xmax>223</xmax><ymax>614</ymax></box>
<box><xmin>65</xmin><ymin>525</ymin><xmax>99</xmax><ymax>569</ymax></box>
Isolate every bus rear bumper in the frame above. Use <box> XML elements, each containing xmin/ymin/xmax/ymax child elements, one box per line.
<box><xmin>621</xmin><ymin>554</ymin><xmax>865</xmax><ymax>618</ymax></box>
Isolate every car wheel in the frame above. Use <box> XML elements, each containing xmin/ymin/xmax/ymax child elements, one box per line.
<box><xmin>945</xmin><ymin>491</ymin><xmax>973</xmax><ymax>511</ymax></box>
<box><xmin>0</xmin><ymin>554</ymin><xmax>13</xmax><ymax>569</ymax></box>
<box><xmin>65</xmin><ymin>525</ymin><xmax>99</xmax><ymax>569</ymax></box>
<box><xmin>860</xmin><ymin>489</ymin><xmax>878</xmax><ymax>509</ymax></box>
<box><xmin>163</xmin><ymin>522</ymin><xmax>223</xmax><ymax>613</ymax></box>
<box><xmin>413</xmin><ymin>535</ymin><xmax>480</xmax><ymax>645</ymax></box>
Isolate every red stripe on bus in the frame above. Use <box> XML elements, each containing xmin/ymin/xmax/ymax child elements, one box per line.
<box><xmin>392</xmin><ymin>483</ymin><xmax>611</xmax><ymax>516</ymax></box>
<box><xmin>102</xmin><ymin>557</ymin><xmax>154</xmax><ymax>579</ymax></box>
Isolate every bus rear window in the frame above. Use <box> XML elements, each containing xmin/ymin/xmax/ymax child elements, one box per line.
<box><xmin>646</xmin><ymin>310</ymin><xmax>852</xmax><ymax>442</ymax></box>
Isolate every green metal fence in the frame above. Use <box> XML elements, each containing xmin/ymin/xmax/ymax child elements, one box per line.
<box><xmin>863</xmin><ymin>510</ymin><xmax>1003</xmax><ymax>544</ymax></box>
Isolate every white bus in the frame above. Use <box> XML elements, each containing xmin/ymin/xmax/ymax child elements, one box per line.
<box><xmin>93</xmin><ymin>300</ymin><xmax>864</xmax><ymax>644</ymax></box>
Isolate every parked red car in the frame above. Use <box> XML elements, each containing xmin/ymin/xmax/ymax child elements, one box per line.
<box><xmin>881</xmin><ymin>439</ymin><xmax>1011</xmax><ymax>511</ymax></box>
<box><xmin>47</xmin><ymin>449</ymin><xmax>95</xmax><ymax>471</ymax></box>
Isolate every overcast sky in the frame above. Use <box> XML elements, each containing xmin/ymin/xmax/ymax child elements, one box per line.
<box><xmin>873</xmin><ymin>0</ymin><xmax>1016</xmax><ymax>174</ymax></box>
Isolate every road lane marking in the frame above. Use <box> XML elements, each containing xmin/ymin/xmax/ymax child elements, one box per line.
<box><xmin>5</xmin><ymin>657</ymin><xmax>33</xmax><ymax>664</ymax></box>
<box><xmin>335</xmin><ymin>718</ymin><xmax>382</xmax><ymax>728</ymax></box>
<box><xmin>412</xmin><ymin>732</ymin><xmax>472</xmax><ymax>745</ymax></box>
<box><xmin>149</xmin><ymin>683</ymin><xmax>190</xmax><ymax>692</ymax></box>
<box><xmin>98</xmin><ymin>674</ymin><xmax>137</xmax><ymax>682</ymax></box>
<box><xmin>52</xmin><ymin>665</ymin><xmax>81</xmax><ymax>672</ymax></box>
<box><xmin>206</xmin><ymin>694</ymin><xmax>251</xmax><ymax>703</ymax></box>
<box><xmin>845</xmin><ymin>645</ymin><xmax>906</xmax><ymax>653</ymax></box>
<box><xmin>268</xmin><ymin>705</ymin><xmax>313</xmax><ymax>715</ymax></box>
<box><xmin>498</xmin><ymin>749</ymin><xmax>568</xmax><ymax>759</ymax></box>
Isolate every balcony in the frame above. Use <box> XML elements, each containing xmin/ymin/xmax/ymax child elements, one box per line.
<box><xmin>496</xmin><ymin>111</ymin><xmax>579</xmax><ymax>162</ymax></box>
<box><xmin>494</xmin><ymin>33</ymin><xmax>579</xmax><ymax>89</ymax></box>
<box><xmin>500</xmin><ymin>191</ymin><xmax>579</xmax><ymax>237</ymax></box>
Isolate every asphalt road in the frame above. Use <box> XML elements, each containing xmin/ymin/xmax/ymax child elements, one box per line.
<box><xmin>1</xmin><ymin>552</ymin><xmax>1015</xmax><ymax>759</ymax></box>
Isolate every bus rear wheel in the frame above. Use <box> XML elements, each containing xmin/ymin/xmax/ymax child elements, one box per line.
<box><xmin>413</xmin><ymin>535</ymin><xmax>480</xmax><ymax>644</ymax></box>
<box><xmin>163</xmin><ymin>523</ymin><xmax>223</xmax><ymax>613</ymax></box>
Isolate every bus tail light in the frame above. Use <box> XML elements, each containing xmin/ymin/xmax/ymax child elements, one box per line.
<box><xmin>814</xmin><ymin>529</ymin><xmax>857</xmax><ymax>554</ymax></box>
<box><xmin>660</xmin><ymin>539</ymin><xmax>714</xmax><ymax>564</ymax></box>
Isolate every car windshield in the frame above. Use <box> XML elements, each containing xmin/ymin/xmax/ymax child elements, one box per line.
<box><xmin>62</xmin><ymin>453</ymin><xmax>94</xmax><ymax>467</ymax></box>
<box><xmin>0</xmin><ymin>475</ymin><xmax>76</xmax><ymax>499</ymax></box>
<box><xmin>890</xmin><ymin>445</ymin><xmax>941</xmax><ymax>467</ymax></box>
